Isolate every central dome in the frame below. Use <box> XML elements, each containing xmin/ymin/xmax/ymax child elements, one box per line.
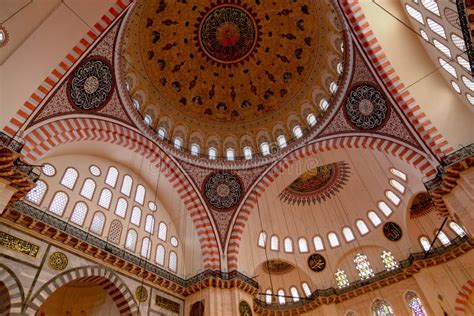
<box><xmin>119</xmin><ymin>0</ymin><xmax>347</xmax><ymax>161</ymax></box>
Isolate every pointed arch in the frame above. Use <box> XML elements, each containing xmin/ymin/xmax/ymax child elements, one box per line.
<box><xmin>0</xmin><ymin>264</ymin><xmax>24</xmax><ymax>315</ymax></box>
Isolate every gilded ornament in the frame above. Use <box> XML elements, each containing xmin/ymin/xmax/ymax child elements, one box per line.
<box><xmin>308</xmin><ymin>253</ymin><xmax>326</xmax><ymax>272</ymax></box>
<box><xmin>383</xmin><ymin>222</ymin><xmax>403</xmax><ymax>241</ymax></box>
<box><xmin>0</xmin><ymin>231</ymin><xmax>39</xmax><ymax>258</ymax></box>
<box><xmin>135</xmin><ymin>286</ymin><xmax>148</xmax><ymax>303</ymax></box>
<box><xmin>48</xmin><ymin>252</ymin><xmax>68</xmax><ymax>271</ymax></box>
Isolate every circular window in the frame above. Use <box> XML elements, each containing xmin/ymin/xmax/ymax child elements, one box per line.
<box><xmin>148</xmin><ymin>201</ymin><xmax>157</xmax><ymax>212</ymax></box>
<box><xmin>0</xmin><ymin>26</ymin><xmax>9</xmax><ymax>48</ymax></box>
<box><xmin>89</xmin><ymin>165</ymin><xmax>101</xmax><ymax>176</ymax></box>
<box><xmin>42</xmin><ymin>164</ymin><xmax>56</xmax><ymax>177</ymax></box>
<box><xmin>170</xmin><ymin>236</ymin><xmax>178</xmax><ymax>247</ymax></box>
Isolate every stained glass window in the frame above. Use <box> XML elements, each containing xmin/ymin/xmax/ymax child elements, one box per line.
<box><xmin>420</xmin><ymin>236</ymin><xmax>431</xmax><ymax>251</ymax></box>
<box><xmin>277</xmin><ymin>135</ymin><xmax>287</xmax><ymax>148</ymax></box>
<box><xmin>368</xmin><ymin>211</ymin><xmax>382</xmax><ymax>227</ymax></box>
<box><xmin>49</xmin><ymin>191</ymin><xmax>68</xmax><ymax>216</ymax></box>
<box><xmin>131</xmin><ymin>206</ymin><xmax>142</xmax><ymax>226</ymax></box>
<box><xmin>90</xmin><ymin>212</ymin><xmax>105</xmax><ymax>235</ymax></box>
<box><xmin>372</xmin><ymin>299</ymin><xmax>394</xmax><ymax>316</ymax></box>
<box><xmin>437</xmin><ymin>230</ymin><xmax>451</xmax><ymax>246</ymax></box>
<box><xmin>125</xmin><ymin>229</ymin><xmax>137</xmax><ymax>251</ymax></box>
<box><xmin>406</xmin><ymin>291</ymin><xmax>427</xmax><ymax>316</ymax></box>
<box><xmin>277</xmin><ymin>289</ymin><xmax>286</xmax><ymax>304</ymax></box>
<box><xmin>258</xmin><ymin>231</ymin><xmax>266</xmax><ymax>248</ymax></box>
<box><xmin>141</xmin><ymin>237</ymin><xmax>152</xmax><ymax>258</ymax></box>
<box><xmin>155</xmin><ymin>244</ymin><xmax>165</xmax><ymax>265</ymax></box>
<box><xmin>260</xmin><ymin>142</ymin><xmax>270</xmax><ymax>155</ymax></box>
<box><xmin>145</xmin><ymin>215</ymin><xmax>155</xmax><ymax>233</ymax></box>
<box><xmin>290</xmin><ymin>287</ymin><xmax>300</xmax><ymax>302</ymax></box>
<box><xmin>135</xmin><ymin>184</ymin><xmax>146</xmax><ymax>205</ymax></box>
<box><xmin>79</xmin><ymin>178</ymin><xmax>96</xmax><ymax>200</ymax></box>
<box><xmin>354</xmin><ymin>253</ymin><xmax>374</xmax><ymax>280</ymax></box>
<box><xmin>389</xmin><ymin>168</ymin><xmax>407</xmax><ymax>181</ymax></box>
<box><xmin>356</xmin><ymin>220</ymin><xmax>369</xmax><ymax>235</ymax></box>
<box><xmin>158</xmin><ymin>222</ymin><xmax>168</xmax><ymax>241</ymax></box>
<box><xmin>270</xmin><ymin>235</ymin><xmax>279</xmax><ymax>251</ymax></box>
<box><xmin>302</xmin><ymin>282</ymin><xmax>312</xmax><ymax>297</ymax></box>
<box><xmin>169</xmin><ymin>251</ymin><xmax>177</xmax><ymax>272</ymax></box>
<box><xmin>284</xmin><ymin>237</ymin><xmax>293</xmax><ymax>253</ymax></box>
<box><xmin>293</xmin><ymin>125</ymin><xmax>303</xmax><ymax>138</ymax></box>
<box><xmin>98</xmin><ymin>188</ymin><xmax>112</xmax><ymax>209</ymax></box>
<box><xmin>121</xmin><ymin>175</ymin><xmax>133</xmax><ymax>196</ymax></box>
<box><xmin>265</xmin><ymin>289</ymin><xmax>272</xmax><ymax>304</ymax></box>
<box><xmin>381</xmin><ymin>251</ymin><xmax>399</xmax><ymax>271</ymax></box>
<box><xmin>335</xmin><ymin>269</ymin><xmax>349</xmax><ymax>289</ymax></box>
<box><xmin>343</xmin><ymin>227</ymin><xmax>356</xmax><ymax>242</ymax></box>
<box><xmin>313</xmin><ymin>236</ymin><xmax>324</xmax><ymax>251</ymax></box>
<box><xmin>115</xmin><ymin>198</ymin><xmax>127</xmax><ymax>218</ymax></box>
<box><xmin>449</xmin><ymin>222</ymin><xmax>467</xmax><ymax>237</ymax></box>
<box><xmin>105</xmin><ymin>166</ymin><xmax>118</xmax><ymax>187</ymax></box>
<box><xmin>298</xmin><ymin>238</ymin><xmax>309</xmax><ymax>253</ymax></box>
<box><xmin>328</xmin><ymin>232</ymin><xmax>340</xmax><ymax>247</ymax></box>
<box><xmin>60</xmin><ymin>168</ymin><xmax>78</xmax><ymax>189</ymax></box>
<box><xmin>26</xmin><ymin>180</ymin><xmax>47</xmax><ymax>205</ymax></box>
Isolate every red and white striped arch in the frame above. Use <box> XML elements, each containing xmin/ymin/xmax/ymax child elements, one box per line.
<box><xmin>455</xmin><ymin>278</ymin><xmax>474</xmax><ymax>315</ymax></box>
<box><xmin>2</xmin><ymin>0</ymin><xmax>132</xmax><ymax>138</ymax></box>
<box><xmin>22</xmin><ymin>117</ymin><xmax>221</xmax><ymax>269</ymax></box>
<box><xmin>341</xmin><ymin>0</ymin><xmax>453</xmax><ymax>157</ymax></box>
<box><xmin>226</xmin><ymin>135</ymin><xmax>437</xmax><ymax>269</ymax></box>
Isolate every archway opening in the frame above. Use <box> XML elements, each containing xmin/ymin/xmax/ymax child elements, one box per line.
<box><xmin>37</xmin><ymin>278</ymin><xmax>125</xmax><ymax>316</ymax></box>
<box><xmin>0</xmin><ymin>281</ymin><xmax>11</xmax><ymax>315</ymax></box>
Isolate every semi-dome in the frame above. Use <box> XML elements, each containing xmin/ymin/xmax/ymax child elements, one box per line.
<box><xmin>118</xmin><ymin>0</ymin><xmax>348</xmax><ymax>162</ymax></box>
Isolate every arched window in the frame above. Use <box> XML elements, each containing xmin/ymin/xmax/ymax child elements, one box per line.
<box><xmin>385</xmin><ymin>191</ymin><xmax>401</xmax><ymax>206</ymax></box>
<box><xmin>449</xmin><ymin>222</ymin><xmax>467</xmax><ymax>237</ymax></box>
<box><xmin>277</xmin><ymin>135</ymin><xmax>287</xmax><ymax>148</ymax></box>
<box><xmin>306</xmin><ymin>113</ymin><xmax>317</xmax><ymax>126</ymax></box>
<box><xmin>346</xmin><ymin>311</ymin><xmax>356</xmax><ymax>316</ymax></box>
<box><xmin>406</xmin><ymin>291</ymin><xmax>427</xmax><ymax>316</ymax></box>
<box><xmin>292</xmin><ymin>125</ymin><xmax>303</xmax><ymax>138</ymax></box>
<box><xmin>155</xmin><ymin>244</ymin><xmax>165</xmax><ymax>265</ymax></box>
<box><xmin>329</xmin><ymin>82</ymin><xmax>338</xmax><ymax>94</ymax></box>
<box><xmin>452</xmin><ymin>34</ymin><xmax>466</xmax><ymax>51</ymax></box>
<box><xmin>26</xmin><ymin>180</ymin><xmax>47</xmax><ymax>205</ymax></box>
<box><xmin>265</xmin><ymin>289</ymin><xmax>272</xmax><ymax>304</ymax></box>
<box><xmin>105</xmin><ymin>166</ymin><xmax>119</xmax><ymax>187</ymax></box>
<box><xmin>208</xmin><ymin>147</ymin><xmax>217</xmax><ymax>160</ymax></box>
<box><xmin>145</xmin><ymin>215</ymin><xmax>155</xmax><ymax>233</ymax></box>
<box><xmin>79</xmin><ymin>178</ymin><xmax>96</xmax><ymax>200</ymax></box>
<box><xmin>258</xmin><ymin>231</ymin><xmax>267</xmax><ymax>248</ymax></box>
<box><xmin>298</xmin><ymin>238</ymin><xmax>309</xmax><ymax>253</ymax></box>
<box><xmin>131</xmin><ymin>206</ymin><xmax>142</xmax><ymax>226</ymax></box>
<box><xmin>313</xmin><ymin>235</ymin><xmax>324</xmax><ymax>251</ymax></box>
<box><xmin>372</xmin><ymin>299</ymin><xmax>394</xmax><ymax>316</ymax></box>
<box><xmin>243</xmin><ymin>147</ymin><xmax>252</xmax><ymax>160</ymax></box>
<box><xmin>115</xmin><ymin>198</ymin><xmax>127</xmax><ymax>218</ymax></box>
<box><xmin>133</xmin><ymin>99</ymin><xmax>140</xmax><ymax>109</ymax></box>
<box><xmin>342</xmin><ymin>227</ymin><xmax>355</xmax><ymax>242</ymax></box>
<box><xmin>60</xmin><ymin>167</ymin><xmax>78</xmax><ymax>189</ymax></box>
<box><xmin>108</xmin><ymin>220</ymin><xmax>122</xmax><ymax>244</ymax></box>
<box><xmin>437</xmin><ymin>230</ymin><xmax>451</xmax><ymax>246</ymax></box>
<box><xmin>420</xmin><ymin>29</ymin><xmax>429</xmax><ymax>41</ymax></box>
<box><xmin>328</xmin><ymin>232</ymin><xmax>340</xmax><ymax>248</ymax></box>
<box><xmin>439</xmin><ymin>58</ymin><xmax>457</xmax><ymax>78</ymax></box>
<box><xmin>173</xmin><ymin>137</ymin><xmax>182</xmax><ymax>149</ymax></box>
<box><xmin>420</xmin><ymin>236</ymin><xmax>431</xmax><ymax>251</ymax></box>
<box><xmin>433</xmin><ymin>39</ymin><xmax>451</xmax><ymax>57</ymax></box>
<box><xmin>354</xmin><ymin>253</ymin><xmax>374</xmax><ymax>280</ymax></box>
<box><xmin>90</xmin><ymin>212</ymin><xmax>105</xmax><ymax>235</ymax></box>
<box><xmin>190</xmin><ymin>143</ymin><xmax>200</xmax><ymax>156</ymax></box>
<box><xmin>335</xmin><ymin>269</ymin><xmax>349</xmax><ymax>289</ymax></box>
<box><xmin>260</xmin><ymin>142</ymin><xmax>270</xmax><ymax>156</ymax></box>
<box><xmin>462</xmin><ymin>76</ymin><xmax>474</xmax><ymax>91</ymax></box>
<box><xmin>337</xmin><ymin>62</ymin><xmax>343</xmax><ymax>75</ymax></box>
<box><xmin>368</xmin><ymin>211</ymin><xmax>382</xmax><ymax>227</ymax></box>
<box><xmin>389</xmin><ymin>179</ymin><xmax>405</xmax><ymax>194</ymax></box>
<box><xmin>135</xmin><ymin>184</ymin><xmax>146</xmax><ymax>205</ymax></box>
<box><xmin>459</xmin><ymin>57</ymin><xmax>471</xmax><ymax>71</ymax></box>
<box><xmin>319</xmin><ymin>99</ymin><xmax>329</xmax><ymax>111</ymax></box>
<box><xmin>405</xmin><ymin>4</ymin><xmax>424</xmax><ymax>25</ymax></box>
<box><xmin>284</xmin><ymin>237</ymin><xmax>293</xmax><ymax>253</ymax></box>
<box><xmin>421</xmin><ymin>0</ymin><xmax>439</xmax><ymax>15</ymax></box>
<box><xmin>98</xmin><ymin>188</ymin><xmax>112</xmax><ymax>209</ymax></box>
<box><xmin>144</xmin><ymin>115</ymin><xmax>152</xmax><ymax>126</ymax></box>
<box><xmin>121</xmin><ymin>175</ymin><xmax>133</xmax><ymax>196</ymax></box>
<box><xmin>270</xmin><ymin>235</ymin><xmax>279</xmax><ymax>251</ymax></box>
<box><xmin>157</xmin><ymin>128</ymin><xmax>166</xmax><ymax>139</ymax></box>
<box><xmin>158</xmin><ymin>222</ymin><xmax>168</xmax><ymax>241</ymax></box>
<box><xmin>389</xmin><ymin>168</ymin><xmax>407</xmax><ymax>181</ymax></box>
<box><xmin>169</xmin><ymin>251</ymin><xmax>177</xmax><ymax>272</ymax></box>
<box><xmin>356</xmin><ymin>220</ymin><xmax>369</xmax><ymax>235</ymax></box>
<box><xmin>277</xmin><ymin>289</ymin><xmax>286</xmax><ymax>304</ymax></box>
<box><xmin>141</xmin><ymin>237</ymin><xmax>152</xmax><ymax>258</ymax></box>
<box><xmin>427</xmin><ymin>18</ymin><xmax>446</xmax><ymax>38</ymax></box>
<box><xmin>452</xmin><ymin>81</ymin><xmax>461</xmax><ymax>93</ymax></box>
<box><xmin>381</xmin><ymin>251</ymin><xmax>399</xmax><ymax>271</ymax></box>
<box><xmin>70</xmin><ymin>202</ymin><xmax>88</xmax><ymax>226</ymax></box>
<box><xmin>378</xmin><ymin>201</ymin><xmax>393</xmax><ymax>217</ymax></box>
<box><xmin>301</xmin><ymin>282</ymin><xmax>312</xmax><ymax>297</ymax></box>
<box><xmin>49</xmin><ymin>191</ymin><xmax>69</xmax><ymax>216</ymax></box>
<box><xmin>125</xmin><ymin>229</ymin><xmax>137</xmax><ymax>251</ymax></box>
<box><xmin>42</xmin><ymin>163</ymin><xmax>56</xmax><ymax>176</ymax></box>
<box><xmin>226</xmin><ymin>148</ymin><xmax>235</xmax><ymax>161</ymax></box>
<box><xmin>290</xmin><ymin>287</ymin><xmax>300</xmax><ymax>302</ymax></box>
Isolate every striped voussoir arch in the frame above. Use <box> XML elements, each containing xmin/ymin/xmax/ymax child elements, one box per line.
<box><xmin>0</xmin><ymin>265</ymin><xmax>24</xmax><ymax>315</ymax></box>
<box><xmin>226</xmin><ymin>136</ymin><xmax>437</xmax><ymax>269</ymax></box>
<box><xmin>455</xmin><ymin>279</ymin><xmax>474</xmax><ymax>315</ymax></box>
<box><xmin>22</xmin><ymin>118</ymin><xmax>220</xmax><ymax>269</ymax></box>
<box><xmin>341</xmin><ymin>0</ymin><xmax>453</xmax><ymax>157</ymax></box>
<box><xmin>2</xmin><ymin>0</ymin><xmax>132</xmax><ymax>138</ymax></box>
<box><xmin>26</xmin><ymin>266</ymin><xmax>138</xmax><ymax>315</ymax></box>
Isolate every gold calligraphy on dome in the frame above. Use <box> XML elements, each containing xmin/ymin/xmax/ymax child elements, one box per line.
<box><xmin>0</xmin><ymin>231</ymin><xmax>40</xmax><ymax>258</ymax></box>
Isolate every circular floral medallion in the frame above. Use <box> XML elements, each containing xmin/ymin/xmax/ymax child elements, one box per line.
<box><xmin>308</xmin><ymin>253</ymin><xmax>326</xmax><ymax>272</ymax></box>
<box><xmin>69</xmin><ymin>58</ymin><xmax>113</xmax><ymax>111</ymax></box>
<box><xmin>48</xmin><ymin>252</ymin><xmax>68</xmax><ymax>271</ymax></box>
<box><xmin>346</xmin><ymin>85</ymin><xmax>388</xmax><ymax>130</ymax></box>
<box><xmin>383</xmin><ymin>222</ymin><xmax>403</xmax><ymax>241</ymax></box>
<box><xmin>135</xmin><ymin>286</ymin><xmax>148</xmax><ymax>303</ymax></box>
<box><xmin>204</xmin><ymin>172</ymin><xmax>243</xmax><ymax>210</ymax></box>
<box><xmin>239</xmin><ymin>300</ymin><xmax>252</xmax><ymax>316</ymax></box>
<box><xmin>197</xmin><ymin>4</ymin><xmax>261</xmax><ymax>65</ymax></box>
